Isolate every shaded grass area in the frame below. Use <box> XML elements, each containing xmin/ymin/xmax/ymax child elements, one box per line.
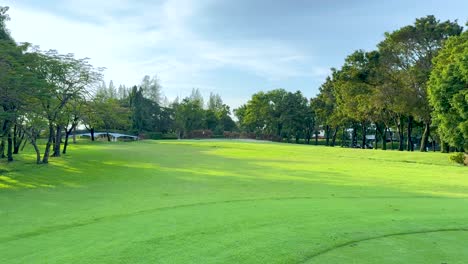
<box><xmin>0</xmin><ymin>140</ymin><xmax>467</xmax><ymax>263</ymax></box>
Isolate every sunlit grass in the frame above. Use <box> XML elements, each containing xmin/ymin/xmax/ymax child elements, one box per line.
<box><xmin>0</xmin><ymin>140</ymin><xmax>467</xmax><ymax>263</ymax></box>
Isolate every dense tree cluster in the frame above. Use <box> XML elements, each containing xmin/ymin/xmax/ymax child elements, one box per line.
<box><xmin>235</xmin><ymin>16</ymin><xmax>467</xmax><ymax>154</ymax></box>
<box><xmin>0</xmin><ymin>7</ymin><xmax>236</xmax><ymax>164</ymax></box>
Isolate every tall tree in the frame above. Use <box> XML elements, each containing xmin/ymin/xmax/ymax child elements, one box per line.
<box><xmin>378</xmin><ymin>16</ymin><xmax>462</xmax><ymax>151</ymax></box>
<box><xmin>333</xmin><ymin>50</ymin><xmax>380</xmax><ymax>149</ymax></box>
<box><xmin>141</xmin><ymin>75</ymin><xmax>162</xmax><ymax>103</ymax></box>
<box><xmin>32</xmin><ymin>50</ymin><xmax>102</xmax><ymax>163</ymax></box>
<box><xmin>428</xmin><ymin>30</ymin><xmax>468</xmax><ymax>152</ymax></box>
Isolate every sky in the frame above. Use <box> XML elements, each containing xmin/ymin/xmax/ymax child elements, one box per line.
<box><xmin>3</xmin><ymin>0</ymin><xmax>468</xmax><ymax>109</ymax></box>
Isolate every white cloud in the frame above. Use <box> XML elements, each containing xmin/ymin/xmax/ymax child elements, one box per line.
<box><xmin>4</xmin><ymin>0</ymin><xmax>318</xmax><ymax>103</ymax></box>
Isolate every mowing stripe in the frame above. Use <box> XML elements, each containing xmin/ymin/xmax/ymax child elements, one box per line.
<box><xmin>0</xmin><ymin>195</ymin><xmax>464</xmax><ymax>243</ymax></box>
<box><xmin>299</xmin><ymin>228</ymin><xmax>468</xmax><ymax>263</ymax></box>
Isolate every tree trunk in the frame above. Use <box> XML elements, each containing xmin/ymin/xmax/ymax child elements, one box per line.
<box><xmin>341</xmin><ymin>127</ymin><xmax>345</xmax><ymax>147</ymax></box>
<box><xmin>22</xmin><ymin>128</ymin><xmax>42</xmax><ymax>164</ymax></box>
<box><xmin>429</xmin><ymin>135</ymin><xmax>436</xmax><ymax>152</ymax></box>
<box><xmin>277</xmin><ymin>124</ymin><xmax>282</xmax><ymax>138</ymax></box>
<box><xmin>352</xmin><ymin>126</ymin><xmax>357</xmax><ymax>147</ymax></box>
<box><xmin>53</xmin><ymin>125</ymin><xmax>62</xmax><ymax>157</ymax></box>
<box><xmin>361</xmin><ymin>122</ymin><xmax>366</xmax><ymax>149</ymax></box>
<box><xmin>0</xmin><ymin>139</ymin><xmax>4</xmax><ymax>158</ymax></box>
<box><xmin>325</xmin><ymin>125</ymin><xmax>330</xmax><ymax>146</ymax></box>
<box><xmin>31</xmin><ymin>139</ymin><xmax>41</xmax><ymax>164</ymax></box>
<box><xmin>42</xmin><ymin>123</ymin><xmax>55</xmax><ymax>164</ymax></box>
<box><xmin>7</xmin><ymin>130</ymin><xmax>13</xmax><ymax>162</ymax></box>
<box><xmin>331</xmin><ymin>127</ymin><xmax>338</xmax><ymax>147</ymax></box>
<box><xmin>13</xmin><ymin>127</ymin><xmax>24</xmax><ymax>154</ymax></box>
<box><xmin>72</xmin><ymin>126</ymin><xmax>77</xmax><ymax>144</ymax></box>
<box><xmin>21</xmin><ymin>139</ymin><xmax>27</xmax><ymax>151</ymax></box>
<box><xmin>374</xmin><ymin>124</ymin><xmax>382</xmax><ymax>150</ymax></box>
<box><xmin>395</xmin><ymin>116</ymin><xmax>404</xmax><ymax>151</ymax></box>
<box><xmin>406</xmin><ymin>116</ymin><xmax>414</xmax><ymax>151</ymax></box>
<box><xmin>13</xmin><ymin>124</ymin><xmax>18</xmax><ymax>154</ymax></box>
<box><xmin>382</xmin><ymin>127</ymin><xmax>387</xmax><ymax>150</ymax></box>
<box><xmin>63</xmin><ymin>132</ymin><xmax>70</xmax><ymax>154</ymax></box>
<box><xmin>63</xmin><ymin>123</ymin><xmax>78</xmax><ymax>154</ymax></box>
<box><xmin>374</xmin><ymin>134</ymin><xmax>379</xmax><ymax>150</ymax></box>
<box><xmin>390</xmin><ymin>130</ymin><xmax>395</xmax><ymax>150</ymax></box>
<box><xmin>420</xmin><ymin>122</ymin><xmax>430</xmax><ymax>152</ymax></box>
<box><xmin>1</xmin><ymin>120</ymin><xmax>9</xmax><ymax>158</ymax></box>
<box><xmin>90</xmin><ymin>128</ymin><xmax>95</xmax><ymax>141</ymax></box>
<box><xmin>441</xmin><ymin>141</ymin><xmax>449</xmax><ymax>153</ymax></box>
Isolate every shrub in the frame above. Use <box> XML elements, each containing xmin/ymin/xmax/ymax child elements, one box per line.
<box><xmin>223</xmin><ymin>131</ymin><xmax>240</xmax><ymax>139</ymax></box>
<box><xmin>187</xmin><ymin>130</ymin><xmax>213</xmax><ymax>139</ymax></box>
<box><xmin>143</xmin><ymin>132</ymin><xmax>163</xmax><ymax>140</ymax></box>
<box><xmin>449</xmin><ymin>152</ymin><xmax>467</xmax><ymax>166</ymax></box>
<box><xmin>239</xmin><ymin>132</ymin><xmax>256</xmax><ymax>139</ymax></box>
<box><xmin>161</xmin><ymin>133</ymin><xmax>178</xmax><ymax>140</ymax></box>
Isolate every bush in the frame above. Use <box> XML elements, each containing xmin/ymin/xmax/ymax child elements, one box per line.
<box><xmin>239</xmin><ymin>132</ymin><xmax>256</xmax><ymax>139</ymax></box>
<box><xmin>223</xmin><ymin>131</ymin><xmax>240</xmax><ymax>139</ymax></box>
<box><xmin>143</xmin><ymin>132</ymin><xmax>163</xmax><ymax>140</ymax></box>
<box><xmin>161</xmin><ymin>133</ymin><xmax>178</xmax><ymax>140</ymax></box>
<box><xmin>449</xmin><ymin>152</ymin><xmax>467</xmax><ymax>166</ymax></box>
<box><xmin>187</xmin><ymin>130</ymin><xmax>213</xmax><ymax>139</ymax></box>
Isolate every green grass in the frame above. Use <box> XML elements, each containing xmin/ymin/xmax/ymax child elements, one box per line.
<box><xmin>0</xmin><ymin>140</ymin><xmax>467</xmax><ymax>263</ymax></box>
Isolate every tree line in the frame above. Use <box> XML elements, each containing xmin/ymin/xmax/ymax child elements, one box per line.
<box><xmin>0</xmin><ymin>6</ymin><xmax>236</xmax><ymax>164</ymax></box>
<box><xmin>1</xmin><ymin>7</ymin><xmax>467</xmax><ymax>166</ymax></box>
<box><xmin>235</xmin><ymin>16</ymin><xmax>467</xmax><ymax>155</ymax></box>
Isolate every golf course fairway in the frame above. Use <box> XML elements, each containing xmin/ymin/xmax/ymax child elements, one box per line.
<box><xmin>0</xmin><ymin>140</ymin><xmax>467</xmax><ymax>263</ymax></box>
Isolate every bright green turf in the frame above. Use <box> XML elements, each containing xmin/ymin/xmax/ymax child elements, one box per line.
<box><xmin>0</xmin><ymin>140</ymin><xmax>467</xmax><ymax>263</ymax></box>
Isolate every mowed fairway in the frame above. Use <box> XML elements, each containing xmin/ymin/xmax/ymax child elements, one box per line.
<box><xmin>0</xmin><ymin>140</ymin><xmax>467</xmax><ymax>263</ymax></box>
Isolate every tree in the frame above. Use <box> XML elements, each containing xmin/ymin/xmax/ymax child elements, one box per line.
<box><xmin>205</xmin><ymin>93</ymin><xmax>236</xmax><ymax>134</ymax></box>
<box><xmin>94</xmin><ymin>94</ymin><xmax>131</xmax><ymax>141</ymax></box>
<box><xmin>0</xmin><ymin>7</ymin><xmax>49</xmax><ymax>163</ymax></box>
<box><xmin>281</xmin><ymin>91</ymin><xmax>309</xmax><ymax>143</ymax></box>
<box><xmin>239</xmin><ymin>91</ymin><xmax>272</xmax><ymax>137</ymax></box>
<box><xmin>141</xmin><ymin>75</ymin><xmax>162</xmax><ymax>103</ymax></box>
<box><xmin>189</xmin><ymin>88</ymin><xmax>204</xmax><ymax>108</ymax></box>
<box><xmin>0</xmin><ymin>42</ymin><xmax>41</xmax><ymax>161</ymax></box>
<box><xmin>62</xmin><ymin>98</ymin><xmax>84</xmax><ymax>154</ymax></box>
<box><xmin>428</xmin><ymin>30</ymin><xmax>468</xmax><ymax>152</ymax></box>
<box><xmin>313</xmin><ymin>74</ymin><xmax>342</xmax><ymax>146</ymax></box>
<box><xmin>207</xmin><ymin>92</ymin><xmax>223</xmax><ymax>111</ymax></box>
<box><xmin>32</xmin><ymin>50</ymin><xmax>102</xmax><ymax>163</ymax></box>
<box><xmin>174</xmin><ymin>98</ymin><xmax>205</xmax><ymax>138</ymax></box>
<box><xmin>0</xmin><ymin>6</ymin><xmax>12</xmax><ymax>42</ymax></box>
<box><xmin>333</xmin><ymin>50</ymin><xmax>380</xmax><ymax>149</ymax></box>
<box><xmin>378</xmin><ymin>16</ymin><xmax>462</xmax><ymax>151</ymax></box>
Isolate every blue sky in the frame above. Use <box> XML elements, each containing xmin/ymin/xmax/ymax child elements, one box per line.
<box><xmin>4</xmin><ymin>0</ymin><xmax>468</xmax><ymax>108</ymax></box>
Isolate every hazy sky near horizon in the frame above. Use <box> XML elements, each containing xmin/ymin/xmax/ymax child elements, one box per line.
<box><xmin>3</xmin><ymin>0</ymin><xmax>468</xmax><ymax>108</ymax></box>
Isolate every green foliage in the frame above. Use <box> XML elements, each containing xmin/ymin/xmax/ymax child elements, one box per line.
<box><xmin>140</xmin><ymin>75</ymin><xmax>162</xmax><ymax>103</ymax></box>
<box><xmin>94</xmin><ymin>94</ymin><xmax>131</xmax><ymax>133</ymax></box>
<box><xmin>144</xmin><ymin>132</ymin><xmax>163</xmax><ymax>140</ymax></box>
<box><xmin>236</xmin><ymin>89</ymin><xmax>311</xmax><ymax>142</ymax></box>
<box><xmin>428</xmin><ymin>31</ymin><xmax>468</xmax><ymax>151</ymax></box>
<box><xmin>0</xmin><ymin>6</ymin><xmax>12</xmax><ymax>42</ymax></box>
<box><xmin>172</xmin><ymin>92</ymin><xmax>236</xmax><ymax>138</ymax></box>
<box><xmin>449</xmin><ymin>152</ymin><xmax>466</xmax><ymax>165</ymax></box>
<box><xmin>378</xmin><ymin>16</ymin><xmax>462</xmax><ymax>122</ymax></box>
<box><xmin>161</xmin><ymin>133</ymin><xmax>178</xmax><ymax>140</ymax></box>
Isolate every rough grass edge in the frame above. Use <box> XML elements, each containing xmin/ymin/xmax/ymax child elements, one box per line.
<box><xmin>449</xmin><ymin>152</ymin><xmax>468</xmax><ymax>166</ymax></box>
